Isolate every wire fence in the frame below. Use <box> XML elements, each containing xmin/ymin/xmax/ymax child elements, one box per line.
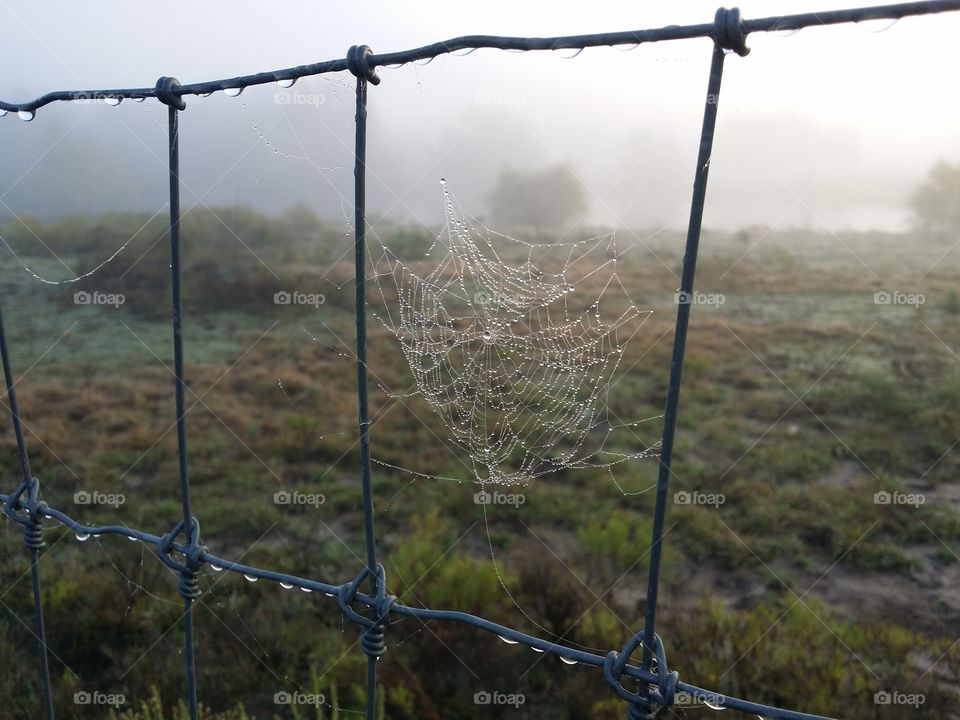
<box><xmin>1</xmin><ymin>3</ymin><xmax>958</xmax><ymax>718</ymax></box>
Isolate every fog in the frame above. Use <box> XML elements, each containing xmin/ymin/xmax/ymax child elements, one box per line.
<box><xmin>1</xmin><ymin>0</ymin><xmax>958</xmax><ymax>233</ymax></box>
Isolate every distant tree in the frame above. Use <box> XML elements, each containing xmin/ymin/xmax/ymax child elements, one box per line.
<box><xmin>910</xmin><ymin>161</ymin><xmax>960</xmax><ymax>238</ymax></box>
<box><xmin>487</xmin><ymin>164</ymin><xmax>587</xmax><ymax>232</ymax></box>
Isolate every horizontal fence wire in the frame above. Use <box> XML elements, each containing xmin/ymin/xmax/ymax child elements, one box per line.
<box><xmin>1</xmin><ymin>0</ymin><xmax>959</xmax><ymax>112</ymax></box>
<box><xmin>2</xmin><ymin>3</ymin><xmax>958</xmax><ymax>719</ymax></box>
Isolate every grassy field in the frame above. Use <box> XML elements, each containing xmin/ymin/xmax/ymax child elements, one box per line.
<box><xmin>1</xmin><ymin>208</ymin><xmax>958</xmax><ymax>719</ymax></box>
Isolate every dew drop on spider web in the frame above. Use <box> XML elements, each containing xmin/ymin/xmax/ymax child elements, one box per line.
<box><xmin>369</xmin><ymin>180</ymin><xmax>659</xmax><ymax>491</ymax></box>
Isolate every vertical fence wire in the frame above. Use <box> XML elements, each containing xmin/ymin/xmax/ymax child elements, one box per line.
<box><xmin>163</xmin><ymin>94</ymin><xmax>201</xmax><ymax>720</ymax></box>
<box><xmin>0</xmin><ymin>305</ymin><xmax>55</xmax><ymax>720</ymax></box>
<box><xmin>640</xmin><ymin>38</ymin><xmax>731</xmax><ymax>678</ymax></box>
<box><xmin>352</xmin><ymin>69</ymin><xmax>382</xmax><ymax>720</ymax></box>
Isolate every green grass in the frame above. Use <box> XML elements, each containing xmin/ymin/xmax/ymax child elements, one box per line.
<box><xmin>1</xmin><ymin>209</ymin><xmax>959</xmax><ymax>718</ymax></box>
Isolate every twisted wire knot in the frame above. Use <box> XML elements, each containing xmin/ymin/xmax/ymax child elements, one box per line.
<box><xmin>5</xmin><ymin>477</ymin><xmax>46</xmax><ymax>549</ymax></box>
<box><xmin>338</xmin><ymin>564</ymin><xmax>396</xmax><ymax>658</ymax></box>
<box><xmin>362</xmin><ymin>623</ymin><xmax>387</xmax><ymax>658</ymax></box>
<box><xmin>603</xmin><ymin>631</ymin><xmax>679</xmax><ymax>718</ymax></box>
<box><xmin>155</xmin><ymin>76</ymin><xmax>186</xmax><ymax>110</ymax></box>
<box><xmin>157</xmin><ymin>517</ymin><xmax>206</xmax><ymax>601</ymax></box>
<box><xmin>2</xmin><ymin>482</ymin><xmax>24</xmax><ymax>520</ymax></box>
<box><xmin>713</xmin><ymin>7</ymin><xmax>751</xmax><ymax>56</ymax></box>
<box><xmin>346</xmin><ymin>45</ymin><xmax>381</xmax><ymax>85</ymax></box>
<box><xmin>24</xmin><ymin>506</ymin><xmax>45</xmax><ymax>550</ymax></box>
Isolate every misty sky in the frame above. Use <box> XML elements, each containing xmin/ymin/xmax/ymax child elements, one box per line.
<box><xmin>0</xmin><ymin>1</ymin><xmax>958</xmax><ymax>233</ymax></box>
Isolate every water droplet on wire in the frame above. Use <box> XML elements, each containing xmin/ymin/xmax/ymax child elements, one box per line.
<box><xmin>224</xmin><ymin>87</ymin><xmax>244</xmax><ymax>97</ymax></box>
<box><xmin>560</xmin><ymin>656</ymin><xmax>577</xmax><ymax>665</ymax></box>
<box><xmin>276</xmin><ymin>78</ymin><xmax>296</xmax><ymax>88</ymax></box>
<box><xmin>104</xmin><ymin>97</ymin><xmax>121</xmax><ymax>107</ymax></box>
<box><xmin>18</xmin><ymin>110</ymin><xmax>34</xmax><ymax>122</ymax></box>
<box><xmin>75</xmin><ymin>532</ymin><xmax>90</xmax><ymax>542</ymax></box>
<box><xmin>280</xmin><ymin>581</ymin><xmax>294</xmax><ymax>589</ymax></box>
<box><xmin>210</xmin><ymin>563</ymin><xmax>224</xmax><ymax>572</ymax></box>
<box><xmin>498</xmin><ymin>635</ymin><xmax>519</xmax><ymax>645</ymax></box>
<box><xmin>127</xmin><ymin>535</ymin><xmax>139</xmax><ymax>542</ymax></box>
<box><xmin>244</xmin><ymin>574</ymin><xmax>258</xmax><ymax>582</ymax></box>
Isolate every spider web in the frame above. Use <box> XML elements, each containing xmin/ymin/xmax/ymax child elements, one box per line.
<box><xmin>371</xmin><ymin>181</ymin><xmax>660</xmax><ymax>487</ymax></box>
